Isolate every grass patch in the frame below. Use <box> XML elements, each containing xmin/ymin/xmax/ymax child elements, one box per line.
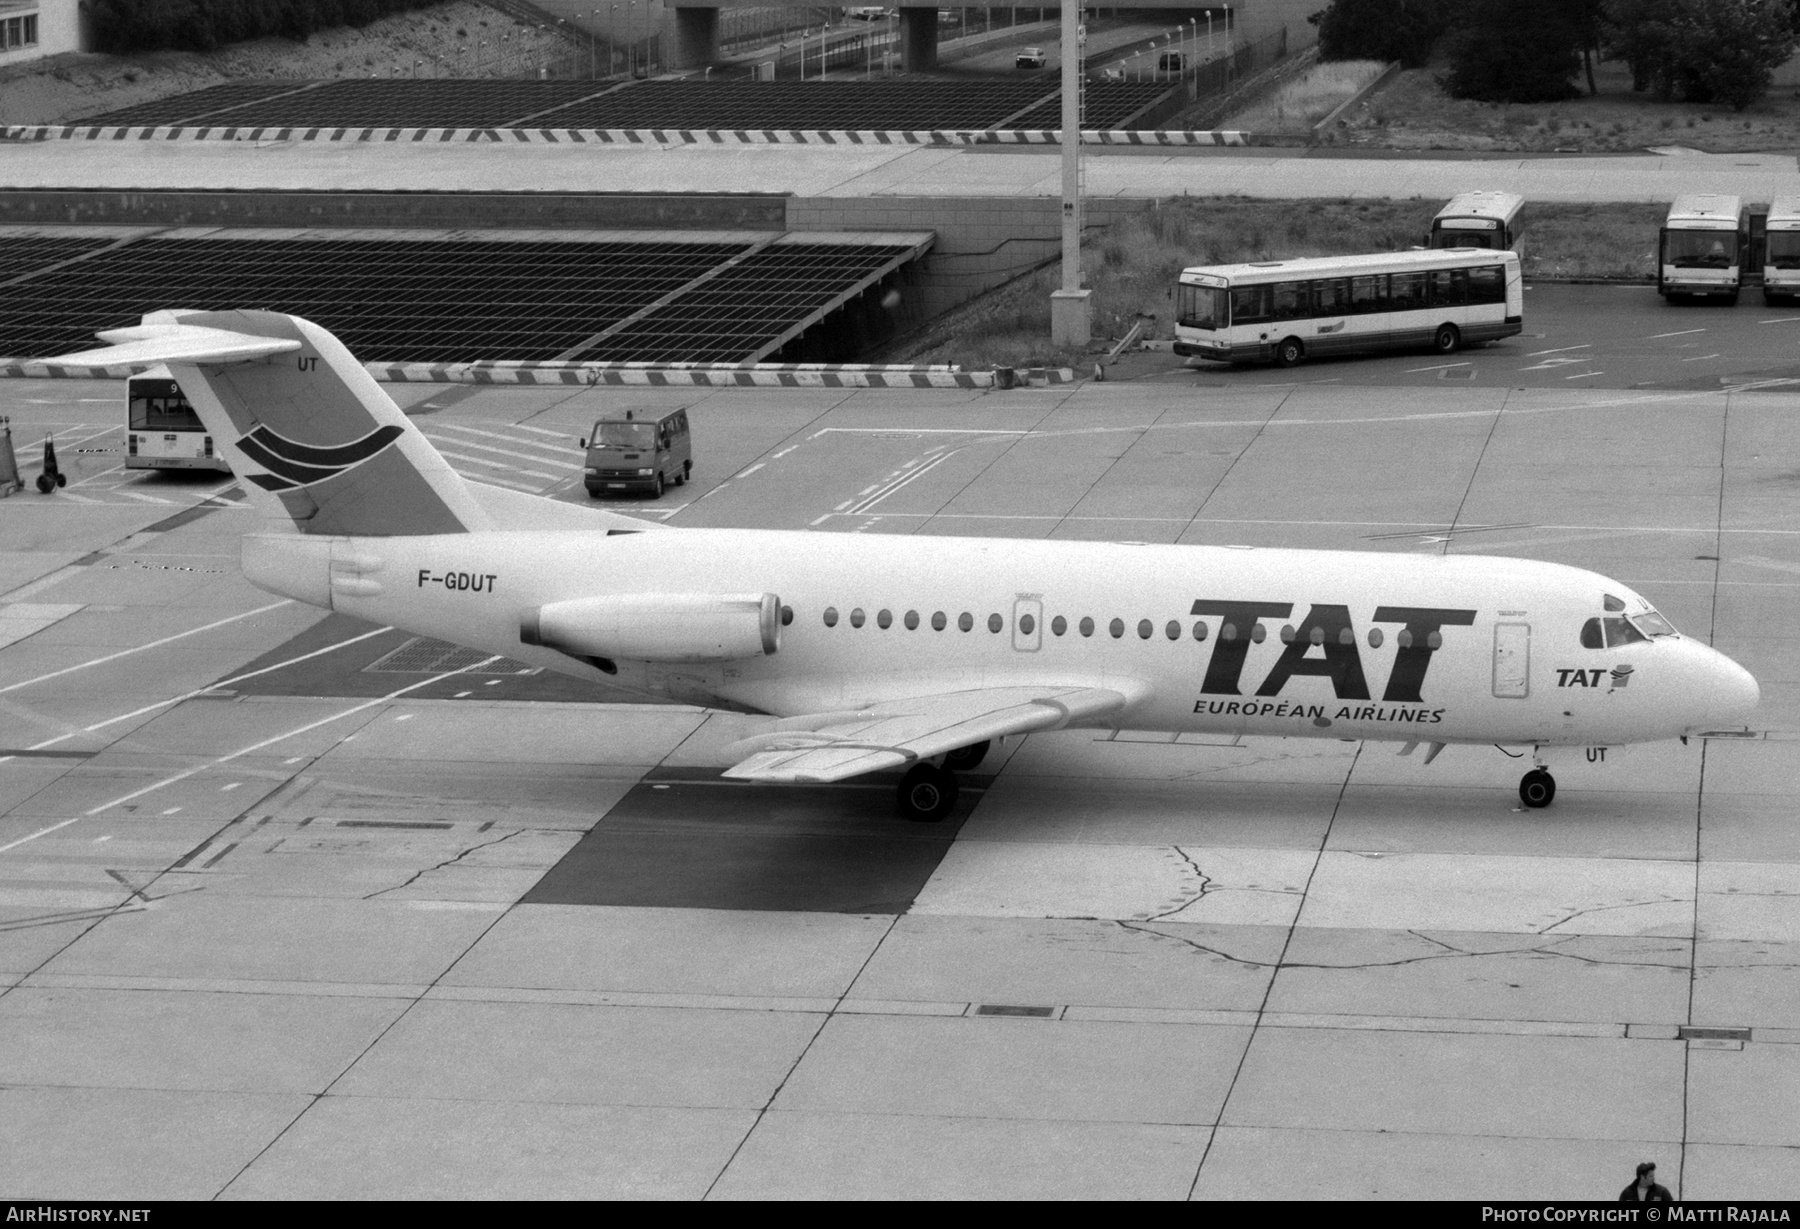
<box><xmin>1228</xmin><ymin>59</ymin><xmax>1388</xmax><ymax>133</ymax></box>
<box><xmin>1337</xmin><ymin>57</ymin><xmax>1800</xmax><ymax>153</ymax></box>
<box><xmin>891</xmin><ymin>197</ymin><xmax>1665</xmax><ymax>368</ymax></box>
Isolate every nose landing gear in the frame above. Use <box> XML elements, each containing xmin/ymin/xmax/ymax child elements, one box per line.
<box><xmin>1519</xmin><ymin>768</ymin><xmax>1557</xmax><ymax>808</ymax></box>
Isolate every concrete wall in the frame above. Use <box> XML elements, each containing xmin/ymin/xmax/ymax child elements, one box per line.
<box><xmin>0</xmin><ymin>189</ymin><xmax>789</xmax><ymax>231</ymax></box>
<box><xmin>786</xmin><ymin>194</ymin><xmax>1147</xmax><ymax>325</ymax></box>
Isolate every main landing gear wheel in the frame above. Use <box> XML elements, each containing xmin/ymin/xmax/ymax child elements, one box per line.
<box><xmin>1519</xmin><ymin>769</ymin><xmax>1556</xmax><ymax>808</ymax></box>
<box><xmin>897</xmin><ymin>763</ymin><xmax>959</xmax><ymax>822</ymax></box>
<box><xmin>944</xmin><ymin>740</ymin><xmax>990</xmax><ymax>771</ymax></box>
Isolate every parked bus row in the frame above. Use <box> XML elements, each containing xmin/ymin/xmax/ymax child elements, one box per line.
<box><xmin>1657</xmin><ymin>193</ymin><xmax>1800</xmax><ymax>306</ymax></box>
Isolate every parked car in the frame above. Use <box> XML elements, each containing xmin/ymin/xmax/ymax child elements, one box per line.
<box><xmin>1016</xmin><ymin>46</ymin><xmax>1046</xmax><ymax>69</ymax></box>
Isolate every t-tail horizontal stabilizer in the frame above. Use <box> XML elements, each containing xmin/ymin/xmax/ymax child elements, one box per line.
<box><xmin>50</xmin><ymin>310</ymin><xmax>492</xmax><ymax>538</ymax></box>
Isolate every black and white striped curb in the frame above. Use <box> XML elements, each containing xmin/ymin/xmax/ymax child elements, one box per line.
<box><xmin>0</xmin><ymin>360</ymin><xmax>1076</xmax><ymax>388</ymax></box>
<box><xmin>2</xmin><ymin>124</ymin><xmax>1251</xmax><ymax>147</ymax></box>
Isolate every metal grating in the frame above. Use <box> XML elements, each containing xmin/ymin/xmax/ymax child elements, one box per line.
<box><xmin>365</xmin><ymin>636</ymin><xmax>540</xmax><ymax>676</ymax></box>
<box><xmin>65</xmin><ymin>77</ymin><xmax>1168</xmax><ymax>132</ymax></box>
<box><xmin>583</xmin><ymin>241</ymin><xmax>918</xmax><ymax>364</ymax></box>
<box><xmin>0</xmin><ymin>235</ymin><xmax>747</xmax><ymax>363</ymax></box>
<box><xmin>78</xmin><ymin>79</ymin><xmax>326</xmax><ymax>127</ymax></box>
<box><xmin>1007</xmin><ymin>80</ymin><xmax>1172</xmax><ymax>130</ymax></box>
<box><xmin>535</xmin><ymin>79</ymin><xmax>1056</xmax><ymax>130</ymax></box>
<box><xmin>0</xmin><ymin>236</ymin><xmax>120</xmax><ymax>280</ymax></box>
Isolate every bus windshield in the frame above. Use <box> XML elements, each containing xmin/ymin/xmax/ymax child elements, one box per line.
<box><xmin>595</xmin><ymin>421</ymin><xmax>657</xmax><ymax>448</ymax></box>
<box><xmin>1768</xmin><ymin>232</ymin><xmax>1800</xmax><ymax>270</ymax></box>
<box><xmin>1177</xmin><ymin>284</ymin><xmax>1229</xmax><ymax>331</ymax></box>
<box><xmin>1663</xmin><ymin>230</ymin><xmax>1738</xmax><ymax>268</ymax></box>
<box><xmin>128</xmin><ymin>387</ymin><xmax>201</xmax><ymax>431</ymax></box>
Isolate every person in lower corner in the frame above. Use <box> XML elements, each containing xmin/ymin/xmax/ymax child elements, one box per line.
<box><xmin>1619</xmin><ymin>1161</ymin><xmax>1673</xmax><ymax>1202</ymax></box>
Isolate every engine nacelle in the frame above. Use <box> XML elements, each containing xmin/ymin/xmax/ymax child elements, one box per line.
<box><xmin>520</xmin><ymin>592</ymin><xmax>781</xmax><ymax>664</ymax></box>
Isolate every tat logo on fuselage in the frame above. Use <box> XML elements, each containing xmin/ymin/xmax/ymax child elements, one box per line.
<box><xmin>1189</xmin><ymin>601</ymin><xmax>1477</xmax><ymax>702</ymax></box>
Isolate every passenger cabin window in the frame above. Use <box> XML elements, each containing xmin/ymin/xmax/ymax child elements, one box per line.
<box><xmin>1231</xmin><ymin>285</ymin><xmax>1273</xmax><ymax>325</ymax></box>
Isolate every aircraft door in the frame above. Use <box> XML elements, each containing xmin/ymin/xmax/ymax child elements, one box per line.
<box><xmin>1493</xmin><ymin>622</ymin><xmax>1530</xmax><ymax>698</ymax></box>
<box><xmin>1012</xmin><ymin>596</ymin><xmax>1042</xmax><ymax>652</ymax></box>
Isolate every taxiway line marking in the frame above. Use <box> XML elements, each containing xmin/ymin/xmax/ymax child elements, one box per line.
<box><xmin>1564</xmin><ymin>371</ymin><xmax>1605</xmax><ymax>380</ymax></box>
<box><xmin>430</xmin><ymin>423</ymin><xmax>578</xmax><ymax>455</ymax></box>
<box><xmin>78</xmin><ymin>655</ymin><xmax>504</xmax><ymax>820</ymax></box>
<box><xmin>1680</xmin><ymin>354</ymin><xmax>1722</xmax><ymax>362</ymax></box>
<box><xmin>849</xmin><ymin>453</ymin><xmax>954</xmax><ymax>514</ymax></box>
<box><xmin>426</xmin><ymin>440</ymin><xmax>561</xmax><ymax>474</ymax></box>
<box><xmin>1756</xmin><ymin>316</ymin><xmax>1800</xmax><ymax>324</ymax></box>
<box><xmin>1648</xmin><ymin>329</ymin><xmax>1708</xmax><ymax>339</ymax></box>
<box><xmin>0</xmin><ymin>625</ymin><xmax>394</xmax><ymax>766</ymax></box>
<box><xmin>1404</xmin><ymin>362</ymin><xmax>1471</xmax><ymax>373</ymax></box>
<box><xmin>508</xmin><ymin>423</ymin><xmax>571</xmax><ymax>439</ymax></box>
<box><xmin>1526</xmin><ymin>344</ymin><xmax>1592</xmax><ymax>357</ymax></box>
<box><xmin>0</xmin><ymin>600</ymin><xmax>292</xmax><ymax>697</ymax></box>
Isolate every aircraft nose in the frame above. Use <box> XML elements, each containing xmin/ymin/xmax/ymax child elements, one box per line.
<box><xmin>1697</xmin><ymin>646</ymin><xmax>1760</xmax><ymax>728</ymax></box>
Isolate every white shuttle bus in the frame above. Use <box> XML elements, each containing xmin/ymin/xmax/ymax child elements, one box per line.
<box><xmin>1763</xmin><ymin>197</ymin><xmax>1800</xmax><ymax>303</ymax></box>
<box><xmin>1428</xmin><ymin>191</ymin><xmax>1525</xmax><ymax>254</ymax></box>
<box><xmin>126</xmin><ymin>365</ymin><xmax>230</xmax><ymax>472</ymax></box>
<box><xmin>1658</xmin><ymin>194</ymin><xmax>1747</xmax><ymax>303</ymax></box>
<box><xmin>1174</xmin><ymin>248</ymin><xmax>1523</xmax><ymax>367</ymax></box>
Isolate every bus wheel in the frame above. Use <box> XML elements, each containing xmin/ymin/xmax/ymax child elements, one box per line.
<box><xmin>1433</xmin><ymin>324</ymin><xmax>1461</xmax><ymax>354</ymax></box>
<box><xmin>1274</xmin><ymin>337</ymin><xmax>1304</xmax><ymax>367</ymax></box>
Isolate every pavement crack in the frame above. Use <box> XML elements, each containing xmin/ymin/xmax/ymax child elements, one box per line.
<box><xmin>1535</xmin><ymin>896</ymin><xmax>1689</xmax><ymax>935</ymax></box>
<box><xmin>1141</xmin><ymin>846</ymin><xmax>1214</xmax><ymax>921</ymax></box>
<box><xmin>362</xmin><ymin>828</ymin><xmax>525</xmax><ymax>900</ymax></box>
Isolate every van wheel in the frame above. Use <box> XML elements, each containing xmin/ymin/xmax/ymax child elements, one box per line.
<box><xmin>684</xmin><ymin>460</ymin><xmax>692</xmax><ymax>480</ymax></box>
<box><xmin>1274</xmin><ymin>337</ymin><xmax>1304</xmax><ymax>367</ymax></box>
<box><xmin>1433</xmin><ymin>323</ymin><xmax>1461</xmax><ymax>354</ymax></box>
<box><xmin>651</xmin><ymin>473</ymin><xmax>664</xmax><ymax>498</ymax></box>
<box><xmin>1727</xmin><ymin>292</ymin><xmax>1740</xmax><ymax>306</ymax></box>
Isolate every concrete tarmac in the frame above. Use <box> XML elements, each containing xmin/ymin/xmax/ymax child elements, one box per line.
<box><xmin>4</xmin><ymin>136</ymin><xmax>1799</xmax><ymax>203</ymax></box>
<box><xmin>1</xmin><ymin>365</ymin><xmax>1796</xmax><ymax>1199</ymax></box>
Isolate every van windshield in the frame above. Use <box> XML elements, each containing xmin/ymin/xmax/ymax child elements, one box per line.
<box><xmin>1663</xmin><ymin>230</ymin><xmax>1738</xmax><ymax>268</ymax></box>
<box><xmin>595</xmin><ymin>422</ymin><xmax>656</xmax><ymax>448</ymax></box>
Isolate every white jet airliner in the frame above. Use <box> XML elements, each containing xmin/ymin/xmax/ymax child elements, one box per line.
<box><xmin>46</xmin><ymin>311</ymin><xmax>1760</xmax><ymax>820</ymax></box>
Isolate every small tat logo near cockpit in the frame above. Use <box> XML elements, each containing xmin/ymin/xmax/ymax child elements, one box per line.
<box><xmin>1557</xmin><ymin>664</ymin><xmax>1635</xmax><ymax>690</ymax></box>
<box><xmin>235</xmin><ymin>423</ymin><xmax>405</xmax><ymax>492</ymax></box>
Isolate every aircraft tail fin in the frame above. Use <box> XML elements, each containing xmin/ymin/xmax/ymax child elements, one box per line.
<box><xmin>53</xmin><ymin>310</ymin><xmax>493</xmax><ymax>536</ymax></box>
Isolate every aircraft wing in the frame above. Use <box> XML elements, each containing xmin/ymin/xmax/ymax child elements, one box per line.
<box><xmin>720</xmin><ymin>685</ymin><xmax>1128</xmax><ymax>783</ymax></box>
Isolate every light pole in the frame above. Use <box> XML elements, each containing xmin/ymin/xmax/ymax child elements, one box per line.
<box><xmin>609</xmin><ymin>3</ymin><xmax>618</xmax><ymax>75</ymax></box>
<box><xmin>1050</xmin><ymin>0</ymin><xmax>1088</xmax><ymax>347</ymax></box>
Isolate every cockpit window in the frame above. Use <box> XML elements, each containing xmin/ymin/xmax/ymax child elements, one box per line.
<box><xmin>1605</xmin><ymin>617</ymin><xmax>1647</xmax><ymax>646</ymax></box>
<box><xmin>1581</xmin><ymin>618</ymin><xmax>1603</xmax><ymax>650</ymax></box>
<box><xmin>1603</xmin><ymin>593</ymin><xmax>1626</xmax><ymax>613</ymax></box>
<box><xmin>1632</xmin><ymin>610</ymin><xmax>1678</xmax><ymax>637</ymax></box>
<box><xmin>1583</xmin><ymin>616</ymin><xmax>1656</xmax><ymax>648</ymax></box>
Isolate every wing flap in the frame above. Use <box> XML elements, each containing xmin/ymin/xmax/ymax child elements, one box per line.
<box><xmin>721</xmin><ymin>685</ymin><xmax>1128</xmax><ymax>784</ymax></box>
